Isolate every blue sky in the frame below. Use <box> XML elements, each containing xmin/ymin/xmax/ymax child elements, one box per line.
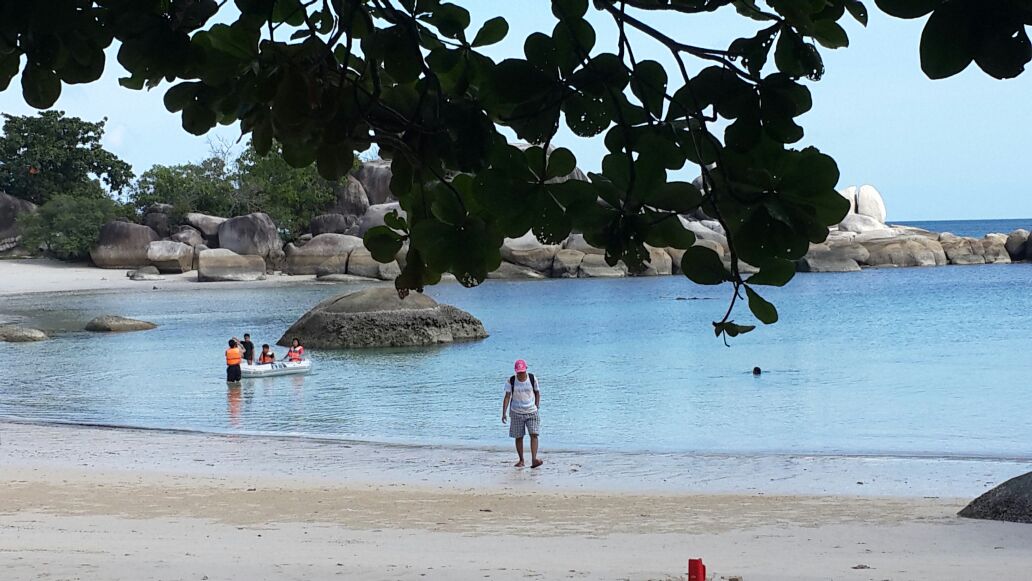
<box><xmin>1</xmin><ymin>3</ymin><xmax>1028</xmax><ymax>221</ymax></box>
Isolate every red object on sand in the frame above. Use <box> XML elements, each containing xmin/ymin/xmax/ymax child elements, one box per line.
<box><xmin>687</xmin><ymin>558</ymin><xmax>706</xmax><ymax>581</ymax></box>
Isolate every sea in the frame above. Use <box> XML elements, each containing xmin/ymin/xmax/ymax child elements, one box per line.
<box><xmin>2</xmin><ymin>218</ymin><xmax>1031</xmax><ymax>468</ymax></box>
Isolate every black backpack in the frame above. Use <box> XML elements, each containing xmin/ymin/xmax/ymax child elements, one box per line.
<box><xmin>508</xmin><ymin>373</ymin><xmax>537</xmax><ymax>392</ymax></box>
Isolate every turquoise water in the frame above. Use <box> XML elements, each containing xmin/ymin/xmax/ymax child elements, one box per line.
<box><xmin>3</xmin><ymin>261</ymin><xmax>1032</xmax><ymax>460</ymax></box>
<box><xmin>899</xmin><ymin>218</ymin><xmax>1031</xmax><ymax>238</ymax></box>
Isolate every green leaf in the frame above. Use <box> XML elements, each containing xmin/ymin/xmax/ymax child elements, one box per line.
<box><xmin>316</xmin><ymin>144</ymin><xmax>354</xmax><ymax>180</ymax></box>
<box><xmin>645</xmin><ymin>181</ymin><xmax>703</xmax><ymax>213</ymax></box>
<box><xmin>384</xmin><ymin>210</ymin><xmax>408</xmax><ymax>231</ymax></box>
<box><xmin>545</xmin><ymin>147</ymin><xmax>576</xmax><ymax>180</ymax></box>
<box><xmin>874</xmin><ymin>0</ymin><xmax>940</xmax><ymax>19</ymax></box>
<box><xmin>472</xmin><ymin>16</ymin><xmax>508</xmax><ymax>47</ymax></box>
<box><xmin>745</xmin><ymin>286</ymin><xmax>778</xmax><ymax>324</ymax></box>
<box><xmin>21</xmin><ymin>64</ymin><xmax>61</xmax><ymax>109</ymax></box>
<box><xmin>182</xmin><ymin>102</ymin><xmax>217</xmax><ymax>135</ymax></box>
<box><xmin>364</xmin><ymin>226</ymin><xmax>404</xmax><ymax>263</ymax></box>
<box><xmin>0</xmin><ymin>52</ymin><xmax>21</xmax><ymax>92</ymax></box>
<box><xmin>746</xmin><ymin>258</ymin><xmax>796</xmax><ymax>286</ymax></box>
<box><xmin>681</xmin><ymin>245</ymin><xmax>729</xmax><ymax>285</ymax></box>
<box><xmin>428</xmin><ymin>3</ymin><xmax>470</xmax><ymax>39</ymax></box>
<box><xmin>644</xmin><ymin>215</ymin><xmax>696</xmax><ymax>249</ymax></box>
<box><xmin>714</xmin><ymin>321</ymin><xmax>756</xmax><ymax>338</ymax></box>
<box><xmin>813</xmin><ymin>20</ymin><xmax>849</xmax><ymax>49</ymax></box>
<box><xmin>431</xmin><ymin>185</ymin><xmax>467</xmax><ymax>225</ymax></box>
<box><xmin>845</xmin><ymin>1</ymin><xmax>869</xmax><ymax>26</ymax></box>
<box><xmin>630</xmin><ymin>60</ymin><xmax>667</xmax><ymax>118</ymax></box>
<box><xmin>920</xmin><ymin>5</ymin><xmax>974</xmax><ymax>79</ymax></box>
<box><xmin>562</xmin><ymin>92</ymin><xmax>609</xmax><ymax>137</ymax></box>
<box><xmin>552</xmin><ymin>0</ymin><xmax>588</xmax><ymax>20</ymax></box>
<box><xmin>163</xmin><ymin>82</ymin><xmax>199</xmax><ymax>113</ymax></box>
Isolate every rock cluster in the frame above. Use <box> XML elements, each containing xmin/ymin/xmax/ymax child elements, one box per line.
<box><xmin>278</xmin><ymin>287</ymin><xmax>488</xmax><ymax>348</ymax></box>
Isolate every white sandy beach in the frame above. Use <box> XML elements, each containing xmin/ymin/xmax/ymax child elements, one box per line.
<box><xmin>2</xmin><ymin>421</ymin><xmax>1031</xmax><ymax>581</ymax></box>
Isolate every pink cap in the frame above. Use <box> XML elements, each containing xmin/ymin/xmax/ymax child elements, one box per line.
<box><xmin>514</xmin><ymin>359</ymin><xmax>528</xmax><ymax>373</ymax></box>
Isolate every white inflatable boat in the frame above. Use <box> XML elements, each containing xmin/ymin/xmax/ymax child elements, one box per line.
<box><xmin>240</xmin><ymin>360</ymin><xmax>313</xmax><ymax>378</ymax></box>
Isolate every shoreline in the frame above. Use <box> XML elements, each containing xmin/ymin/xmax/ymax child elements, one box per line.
<box><xmin>3</xmin><ymin>421</ymin><xmax>1032</xmax><ymax>580</ymax></box>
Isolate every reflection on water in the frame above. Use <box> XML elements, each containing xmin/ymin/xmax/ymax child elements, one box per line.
<box><xmin>3</xmin><ymin>266</ymin><xmax>1032</xmax><ymax>458</ymax></box>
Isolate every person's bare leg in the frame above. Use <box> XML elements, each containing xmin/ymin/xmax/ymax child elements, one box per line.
<box><xmin>514</xmin><ymin>437</ymin><xmax>525</xmax><ymax>467</ymax></box>
<box><xmin>530</xmin><ymin>434</ymin><xmax>543</xmax><ymax>468</ymax></box>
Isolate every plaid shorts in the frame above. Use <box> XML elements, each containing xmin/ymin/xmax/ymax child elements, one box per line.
<box><xmin>509</xmin><ymin>411</ymin><xmax>540</xmax><ymax>438</ymax></box>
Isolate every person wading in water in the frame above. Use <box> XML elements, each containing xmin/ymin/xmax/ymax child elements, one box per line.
<box><xmin>501</xmin><ymin>359</ymin><xmax>543</xmax><ymax>468</ymax></box>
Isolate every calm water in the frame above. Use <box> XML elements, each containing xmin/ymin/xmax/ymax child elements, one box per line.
<box><xmin>899</xmin><ymin>218</ymin><xmax>1032</xmax><ymax>238</ymax></box>
<box><xmin>3</xmin><ymin>257</ymin><xmax>1032</xmax><ymax>460</ymax></box>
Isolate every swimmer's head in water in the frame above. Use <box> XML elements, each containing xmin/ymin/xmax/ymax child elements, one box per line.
<box><xmin>752</xmin><ymin>367</ymin><xmax>762</xmax><ymax>375</ymax></box>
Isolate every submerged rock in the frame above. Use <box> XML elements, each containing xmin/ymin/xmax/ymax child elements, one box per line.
<box><xmin>0</xmin><ymin>324</ymin><xmax>48</xmax><ymax>342</ymax></box>
<box><xmin>279</xmin><ymin>287</ymin><xmax>488</xmax><ymax>348</ymax></box>
<box><xmin>85</xmin><ymin>315</ymin><xmax>157</xmax><ymax>333</ymax></box>
<box><xmin>959</xmin><ymin>471</ymin><xmax>1032</xmax><ymax>524</ymax></box>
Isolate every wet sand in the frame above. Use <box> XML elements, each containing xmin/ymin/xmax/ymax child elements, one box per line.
<box><xmin>2</xmin><ymin>422</ymin><xmax>1031</xmax><ymax>580</ymax></box>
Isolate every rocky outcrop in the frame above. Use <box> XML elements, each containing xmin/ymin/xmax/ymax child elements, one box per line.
<box><xmin>283</xmin><ymin>233</ymin><xmax>364</xmax><ymax>275</ymax></box>
<box><xmin>196</xmin><ymin>248</ymin><xmax>267</xmax><ymax>282</ymax></box>
<box><xmin>860</xmin><ymin>235</ymin><xmax>947</xmax><ymax>268</ymax></box>
<box><xmin>551</xmin><ymin>249</ymin><xmax>585</xmax><ymax>278</ymax></box>
<box><xmin>939</xmin><ymin>233</ymin><xmax>986</xmax><ymax>265</ymax></box>
<box><xmin>85</xmin><ymin>315</ymin><xmax>157</xmax><ymax>332</ymax></box>
<box><xmin>959</xmin><ymin>471</ymin><xmax>1032</xmax><ymax>524</ymax></box>
<box><xmin>0</xmin><ymin>324</ymin><xmax>48</xmax><ymax>342</ymax></box>
<box><xmin>838</xmin><ymin>213</ymin><xmax>885</xmax><ymax>234</ymax></box>
<box><xmin>147</xmin><ymin>240</ymin><xmax>194</xmax><ymax>273</ymax></box>
<box><xmin>636</xmin><ymin>246</ymin><xmax>673</xmax><ymax>276</ymax></box>
<box><xmin>488</xmin><ymin>261</ymin><xmax>548</xmax><ymax>279</ymax></box>
<box><xmin>90</xmin><ymin>222</ymin><xmax>160</xmax><ymax>269</ymax></box>
<box><xmin>330</xmin><ymin>175</ymin><xmax>371</xmax><ymax>217</ymax></box>
<box><xmin>1005</xmin><ymin>229</ymin><xmax>1029</xmax><ymax>261</ymax></box>
<box><xmin>184</xmin><ymin>212</ymin><xmax>227</xmax><ymax>246</ymax></box>
<box><xmin>982</xmin><ymin>234</ymin><xmax>1012</xmax><ymax>264</ymax></box>
<box><xmin>0</xmin><ymin>192</ymin><xmax>37</xmax><ymax>253</ymax></box>
<box><xmin>500</xmin><ymin>233</ymin><xmax>559</xmax><ymax>273</ymax></box>
<box><xmin>142</xmin><ymin>211</ymin><xmax>170</xmax><ymax>238</ymax></box>
<box><xmin>346</xmin><ymin>247</ymin><xmax>401</xmax><ymax>280</ymax></box>
<box><xmin>353</xmin><ymin>159</ymin><xmax>395</xmax><ymax>205</ymax></box>
<box><xmin>171</xmin><ymin>225</ymin><xmax>205</xmax><ymax>247</ymax></box>
<box><xmin>838</xmin><ymin>186</ymin><xmax>857</xmax><ymax>214</ymax></box>
<box><xmin>278</xmin><ymin>287</ymin><xmax>488</xmax><ymax>348</ymax></box>
<box><xmin>357</xmin><ymin>202</ymin><xmax>406</xmax><ymax>236</ymax></box>
<box><xmin>796</xmin><ymin>241</ymin><xmax>867</xmax><ymax>273</ymax></box>
<box><xmin>854</xmin><ymin>185</ymin><xmax>887</xmax><ymax>223</ymax></box>
<box><xmin>217</xmin><ymin>213</ymin><xmax>281</xmax><ymax>265</ymax></box>
<box><xmin>563</xmin><ymin>233</ymin><xmax>605</xmax><ymax>255</ymax></box>
<box><xmin>578</xmin><ymin>254</ymin><xmax>627</xmax><ymax>278</ymax></box>
<box><xmin>311</xmin><ymin>213</ymin><xmax>358</xmax><ymax>236</ymax></box>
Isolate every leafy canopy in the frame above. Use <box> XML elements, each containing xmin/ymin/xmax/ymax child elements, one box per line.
<box><xmin>17</xmin><ymin>194</ymin><xmax>131</xmax><ymax>260</ymax></box>
<box><xmin>1</xmin><ymin>0</ymin><xmax>1024</xmax><ymax>338</ymax></box>
<box><xmin>0</xmin><ymin>111</ymin><xmax>134</xmax><ymax>205</ymax></box>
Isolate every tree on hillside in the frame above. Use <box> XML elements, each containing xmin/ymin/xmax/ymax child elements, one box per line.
<box><xmin>1</xmin><ymin>1</ymin><xmax>1025</xmax><ymax>338</ymax></box>
<box><xmin>0</xmin><ymin>111</ymin><xmax>134</xmax><ymax>205</ymax></box>
<box><xmin>132</xmin><ymin>157</ymin><xmax>239</xmax><ymax>219</ymax></box>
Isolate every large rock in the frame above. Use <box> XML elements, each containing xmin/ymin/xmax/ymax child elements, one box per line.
<box><xmin>1005</xmin><ymin>229</ymin><xmax>1029</xmax><ymax>261</ymax></box>
<box><xmin>170</xmin><ymin>225</ymin><xmax>205</xmax><ymax>247</ymax></box>
<box><xmin>311</xmin><ymin>213</ymin><xmax>358</xmax><ymax>236</ymax></box>
<box><xmin>563</xmin><ymin>233</ymin><xmax>604</xmax><ymax>255</ymax></box>
<box><xmin>959</xmin><ymin>471</ymin><xmax>1032</xmax><ymax>524</ymax></box>
<box><xmin>487</xmin><ymin>261</ymin><xmax>547</xmax><ymax>279</ymax></box>
<box><xmin>330</xmin><ymin>175</ymin><xmax>371</xmax><ymax>217</ymax></box>
<box><xmin>680</xmin><ymin>217</ymin><xmax>729</xmax><ymax>247</ymax></box>
<box><xmin>0</xmin><ymin>324</ymin><xmax>48</xmax><ymax>342</ymax></box>
<box><xmin>838</xmin><ymin>213</ymin><xmax>885</xmax><ymax>234</ymax></box>
<box><xmin>142</xmin><ymin>212</ymin><xmax>170</xmax><ymax>238</ymax></box>
<box><xmin>854</xmin><ymin>185</ymin><xmax>887</xmax><ymax>223</ymax></box>
<box><xmin>578</xmin><ymin>254</ymin><xmax>627</xmax><ymax>278</ymax></box>
<box><xmin>315</xmin><ymin>255</ymin><xmax>350</xmax><ymax>277</ymax></box>
<box><xmin>500</xmin><ymin>233</ymin><xmax>560</xmax><ymax>273</ymax></box>
<box><xmin>184</xmin><ymin>212</ymin><xmax>227</xmax><ymax>245</ymax></box>
<box><xmin>838</xmin><ymin>186</ymin><xmax>858</xmax><ymax>214</ymax></box>
<box><xmin>358</xmin><ymin>202</ymin><xmax>406</xmax><ymax>236</ymax></box>
<box><xmin>635</xmin><ymin>246</ymin><xmax>673</xmax><ymax>276</ymax></box>
<box><xmin>346</xmin><ymin>247</ymin><xmax>401</xmax><ymax>280</ymax></box>
<box><xmin>130</xmin><ymin>265</ymin><xmax>164</xmax><ymax>281</ymax></box>
<box><xmin>552</xmin><ymin>249</ymin><xmax>585</xmax><ymax>278</ymax></box>
<box><xmin>147</xmin><ymin>240</ymin><xmax>194</xmax><ymax>273</ymax></box>
<box><xmin>861</xmin><ymin>235</ymin><xmax>947</xmax><ymax>268</ymax></box>
<box><xmin>217</xmin><ymin>213</ymin><xmax>281</xmax><ymax>263</ymax></box>
<box><xmin>278</xmin><ymin>287</ymin><xmax>488</xmax><ymax>348</ymax></box>
<box><xmin>939</xmin><ymin>233</ymin><xmax>986</xmax><ymax>265</ymax></box>
<box><xmin>283</xmin><ymin>233</ymin><xmax>364</xmax><ymax>275</ymax></box>
<box><xmin>0</xmin><ymin>192</ymin><xmax>37</xmax><ymax>253</ymax></box>
<box><xmin>197</xmin><ymin>248</ymin><xmax>267</xmax><ymax>282</ymax></box>
<box><xmin>353</xmin><ymin>159</ymin><xmax>395</xmax><ymax>205</ymax></box>
<box><xmin>85</xmin><ymin>315</ymin><xmax>157</xmax><ymax>333</ymax></box>
<box><xmin>982</xmin><ymin>234</ymin><xmax>1012</xmax><ymax>264</ymax></box>
<box><xmin>796</xmin><ymin>242</ymin><xmax>865</xmax><ymax>273</ymax></box>
<box><xmin>90</xmin><ymin>221</ymin><xmax>160</xmax><ymax>269</ymax></box>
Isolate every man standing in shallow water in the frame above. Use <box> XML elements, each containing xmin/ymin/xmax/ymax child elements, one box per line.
<box><xmin>502</xmin><ymin>359</ymin><xmax>543</xmax><ymax>468</ymax></box>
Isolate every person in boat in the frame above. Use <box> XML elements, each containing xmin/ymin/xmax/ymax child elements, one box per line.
<box><xmin>225</xmin><ymin>339</ymin><xmax>243</xmax><ymax>382</ymax></box>
<box><xmin>257</xmin><ymin>344</ymin><xmax>275</xmax><ymax>365</ymax></box>
<box><xmin>241</xmin><ymin>333</ymin><xmax>255</xmax><ymax>365</ymax></box>
<box><xmin>285</xmin><ymin>338</ymin><xmax>305</xmax><ymax>362</ymax></box>
<box><xmin>501</xmin><ymin>359</ymin><xmax>543</xmax><ymax>468</ymax></box>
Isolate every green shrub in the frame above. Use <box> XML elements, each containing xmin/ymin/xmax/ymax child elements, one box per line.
<box><xmin>18</xmin><ymin>195</ymin><xmax>130</xmax><ymax>260</ymax></box>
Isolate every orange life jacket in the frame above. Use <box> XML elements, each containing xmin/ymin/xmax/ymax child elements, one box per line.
<box><xmin>287</xmin><ymin>346</ymin><xmax>303</xmax><ymax>362</ymax></box>
<box><xmin>258</xmin><ymin>353</ymin><xmax>275</xmax><ymax>364</ymax></box>
<box><xmin>225</xmin><ymin>347</ymin><xmax>242</xmax><ymax>366</ymax></box>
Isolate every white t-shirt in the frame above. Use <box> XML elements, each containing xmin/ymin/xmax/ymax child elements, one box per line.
<box><xmin>505</xmin><ymin>375</ymin><xmax>539</xmax><ymax>414</ymax></box>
